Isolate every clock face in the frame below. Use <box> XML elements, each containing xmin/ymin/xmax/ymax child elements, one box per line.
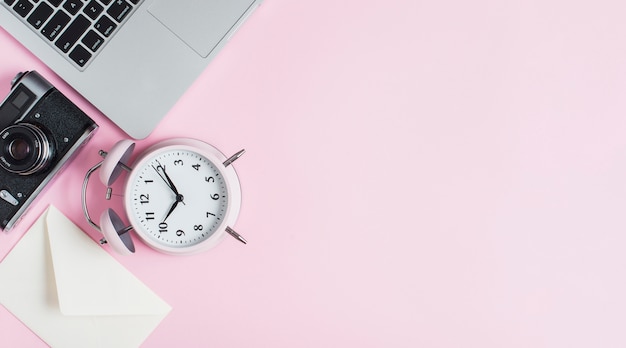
<box><xmin>125</xmin><ymin>148</ymin><xmax>230</xmax><ymax>251</ymax></box>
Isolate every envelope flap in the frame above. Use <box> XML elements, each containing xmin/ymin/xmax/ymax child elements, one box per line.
<box><xmin>46</xmin><ymin>206</ymin><xmax>170</xmax><ymax>316</ymax></box>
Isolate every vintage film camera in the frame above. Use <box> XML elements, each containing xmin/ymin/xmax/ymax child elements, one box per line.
<box><xmin>0</xmin><ymin>71</ymin><xmax>97</xmax><ymax>230</ymax></box>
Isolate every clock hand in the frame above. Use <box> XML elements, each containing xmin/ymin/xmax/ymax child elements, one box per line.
<box><xmin>160</xmin><ymin>166</ymin><xmax>180</xmax><ymax>196</ymax></box>
<box><xmin>162</xmin><ymin>200</ymin><xmax>178</xmax><ymax>222</ymax></box>
<box><xmin>151</xmin><ymin>162</ymin><xmax>182</xmax><ymax>197</ymax></box>
<box><xmin>162</xmin><ymin>193</ymin><xmax>185</xmax><ymax>222</ymax></box>
<box><xmin>151</xmin><ymin>164</ymin><xmax>173</xmax><ymax>191</ymax></box>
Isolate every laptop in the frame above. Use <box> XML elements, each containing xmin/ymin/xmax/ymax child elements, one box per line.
<box><xmin>0</xmin><ymin>0</ymin><xmax>262</xmax><ymax>139</ymax></box>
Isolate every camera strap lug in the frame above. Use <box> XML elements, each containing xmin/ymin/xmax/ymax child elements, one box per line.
<box><xmin>0</xmin><ymin>190</ymin><xmax>19</xmax><ymax>206</ymax></box>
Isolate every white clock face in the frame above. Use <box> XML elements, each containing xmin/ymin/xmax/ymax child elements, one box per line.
<box><xmin>125</xmin><ymin>149</ymin><xmax>229</xmax><ymax>249</ymax></box>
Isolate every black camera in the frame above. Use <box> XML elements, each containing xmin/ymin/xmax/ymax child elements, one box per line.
<box><xmin>0</xmin><ymin>71</ymin><xmax>97</xmax><ymax>230</ymax></box>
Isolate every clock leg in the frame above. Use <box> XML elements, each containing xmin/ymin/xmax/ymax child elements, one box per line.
<box><xmin>223</xmin><ymin>149</ymin><xmax>245</xmax><ymax>167</ymax></box>
<box><xmin>225</xmin><ymin>226</ymin><xmax>247</xmax><ymax>244</ymax></box>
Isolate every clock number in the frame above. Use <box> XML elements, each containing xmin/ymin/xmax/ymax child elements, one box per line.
<box><xmin>144</xmin><ymin>179</ymin><xmax>153</xmax><ymax>184</ymax></box>
<box><xmin>174</xmin><ymin>159</ymin><xmax>183</xmax><ymax>166</ymax></box>
<box><xmin>205</xmin><ymin>176</ymin><xmax>214</xmax><ymax>183</ymax></box>
<box><xmin>210</xmin><ymin>193</ymin><xmax>219</xmax><ymax>200</ymax></box>
<box><xmin>194</xmin><ymin>225</ymin><xmax>203</xmax><ymax>231</ymax></box>
<box><xmin>207</xmin><ymin>212</ymin><xmax>215</xmax><ymax>217</ymax></box>
<box><xmin>139</xmin><ymin>194</ymin><xmax>150</xmax><ymax>204</ymax></box>
<box><xmin>192</xmin><ymin>164</ymin><xmax>201</xmax><ymax>171</ymax></box>
<box><xmin>176</xmin><ymin>230</ymin><xmax>185</xmax><ymax>237</ymax></box>
<box><xmin>159</xmin><ymin>222</ymin><xmax>168</xmax><ymax>233</ymax></box>
<box><xmin>145</xmin><ymin>212</ymin><xmax>155</xmax><ymax>220</ymax></box>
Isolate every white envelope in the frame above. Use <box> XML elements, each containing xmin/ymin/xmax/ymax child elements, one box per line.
<box><xmin>0</xmin><ymin>205</ymin><xmax>171</xmax><ymax>347</ymax></box>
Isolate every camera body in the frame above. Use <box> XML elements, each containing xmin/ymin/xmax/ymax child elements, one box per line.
<box><xmin>0</xmin><ymin>71</ymin><xmax>97</xmax><ymax>230</ymax></box>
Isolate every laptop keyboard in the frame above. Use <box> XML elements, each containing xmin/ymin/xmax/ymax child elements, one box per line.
<box><xmin>3</xmin><ymin>0</ymin><xmax>142</xmax><ymax>70</ymax></box>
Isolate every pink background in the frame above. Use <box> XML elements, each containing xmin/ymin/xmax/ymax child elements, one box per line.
<box><xmin>2</xmin><ymin>0</ymin><xmax>626</xmax><ymax>346</ymax></box>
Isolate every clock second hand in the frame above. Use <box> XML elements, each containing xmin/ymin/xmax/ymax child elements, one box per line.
<box><xmin>151</xmin><ymin>164</ymin><xmax>172</xmax><ymax>191</ymax></box>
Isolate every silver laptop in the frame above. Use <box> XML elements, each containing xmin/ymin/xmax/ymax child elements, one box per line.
<box><xmin>0</xmin><ymin>0</ymin><xmax>262</xmax><ymax>139</ymax></box>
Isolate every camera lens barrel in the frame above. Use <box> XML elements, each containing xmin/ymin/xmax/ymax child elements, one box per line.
<box><xmin>0</xmin><ymin>123</ymin><xmax>54</xmax><ymax>175</ymax></box>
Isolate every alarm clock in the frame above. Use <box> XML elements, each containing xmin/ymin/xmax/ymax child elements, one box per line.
<box><xmin>81</xmin><ymin>138</ymin><xmax>246</xmax><ymax>255</ymax></box>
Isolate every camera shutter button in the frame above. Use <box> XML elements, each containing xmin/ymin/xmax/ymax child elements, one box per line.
<box><xmin>10</xmin><ymin>72</ymin><xmax>26</xmax><ymax>87</ymax></box>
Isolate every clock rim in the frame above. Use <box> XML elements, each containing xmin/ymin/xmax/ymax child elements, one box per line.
<box><xmin>123</xmin><ymin>138</ymin><xmax>242</xmax><ymax>255</ymax></box>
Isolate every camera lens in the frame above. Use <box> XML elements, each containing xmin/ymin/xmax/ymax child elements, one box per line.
<box><xmin>0</xmin><ymin>124</ymin><xmax>54</xmax><ymax>175</ymax></box>
<box><xmin>9</xmin><ymin>138</ymin><xmax>30</xmax><ymax>161</ymax></box>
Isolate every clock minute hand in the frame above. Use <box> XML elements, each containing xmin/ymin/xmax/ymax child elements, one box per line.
<box><xmin>151</xmin><ymin>164</ymin><xmax>172</xmax><ymax>190</ymax></box>
<box><xmin>161</xmin><ymin>167</ymin><xmax>181</xmax><ymax>196</ymax></box>
<box><xmin>152</xmin><ymin>163</ymin><xmax>180</xmax><ymax>195</ymax></box>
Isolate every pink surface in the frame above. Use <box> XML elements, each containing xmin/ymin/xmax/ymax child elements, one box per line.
<box><xmin>2</xmin><ymin>0</ymin><xmax>626</xmax><ymax>346</ymax></box>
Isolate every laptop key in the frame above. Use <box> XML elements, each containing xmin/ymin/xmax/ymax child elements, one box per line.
<box><xmin>107</xmin><ymin>0</ymin><xmax>131</xmax><ymax>23</ymax></box>
<box><xmin>83</xmin><ymin>0</ymin><xmax>104</xmax><ymax>20</ymax></box>
<box><xmin>69</xmin><ymin>45</ymin><xmax>92</xmax><ymax>67</ymax></box>
<box><xmin>27</xmin><ymin>2</ymin><xmax>54</xmax><ymax>29</ymax></box>
<box><xmin>48</xmin><ymin>0</ymin><xmax>62</xmax><ymax>7</ymax></box>
<box><xmin>82</xmin><ymin>30</ymin><xmax>104</xmax><ymax>52</ymax></box>
<box><xmin>13</xmin><ymin>0</ymin><xmax>34</xmax><ymax>17</ymax></box>
<box><xmin>63</xmin><ymin>0</ymin><xmax>83</xmax><ymax>15</ymax></box>
<box><xmin>55</xmin><ymin>14</ymin><xmax>90</xmax><ymax>53</ymax></box>
<box><xmin>4</xmin><ymin>0</ymin><xmax>16</xmax><ymax>6</ymax></box>
<box><xmin>94</xmin><ymin>15</ymin><xmax>116</xmax><ymax>37</ymax></box>
<box><xmin>41</xmin><ymin>10</ymin><xmax>70</xmax><ymax>41</ymax></box>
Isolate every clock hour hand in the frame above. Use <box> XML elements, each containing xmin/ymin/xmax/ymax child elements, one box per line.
<box><xmin>163</xmin><ymin>199</ymin><xmax>178</xmax><ymax>222</ymax></box>
<box><xmin>162</xmin><ymin>193</ymin><xmax>185</xmax><ymax>222</ymax></box>
<box><xmin>162</xmin><ymin>200</ymin><xmax>178</xmax><ymax>222</ymax></box>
